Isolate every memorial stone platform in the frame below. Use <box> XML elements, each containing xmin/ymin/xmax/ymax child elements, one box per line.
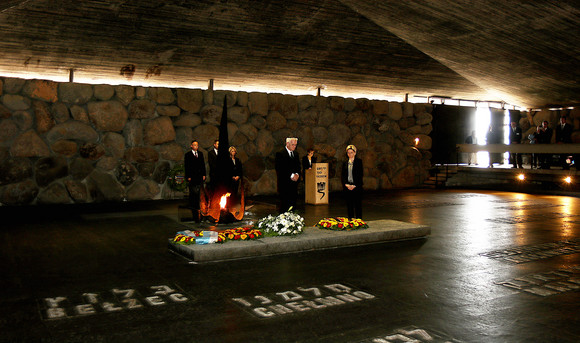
<box><xmin>168</xmin><ymin>219</ymin><xmax>430</xmax><ymax>262</ymax></box>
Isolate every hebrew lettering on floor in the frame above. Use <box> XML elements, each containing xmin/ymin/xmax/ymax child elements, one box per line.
<box><xmin>480</xmin><ymin>239</ymin><xmax>580</xmax><ymax>264</ymax></box>
<box><xmin>39</xmin><ymin>284</ymin><xmax>191</xmax><ymax>320</ymax></box>
<box><xmin>495</xmin><ymin>265</ymin><xmax>580</xmax><ymax>296</ymax></box>
<box><xmin>231</xmin><ymin>283</ymin><xmax>376</xmax><ymax>318</ymax></box>
<box><xmin>355</xmin><ymin>325</ymin><xmax>463</xmax><ymax>343</ymax></box>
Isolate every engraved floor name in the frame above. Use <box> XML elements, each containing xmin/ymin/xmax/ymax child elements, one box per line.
<box><xmin>231</xmin><ymin>283</ymin><xmax>375</xmax><ymax>318</ymax></box>
<box><xmin>377</xmin><ymin>200</ymin><xmax>462</xmax><ymax>209</ymax></box>
<box><xmin>356</xmin><ymin>325</ymin><xmax>462</xmax><ymax>343</ymax></box>
<box><xmin>490</xmin><ymin>199</ymin><xmax>532</xmax><ymax>204</ymax></box>
<box><xmin>486</xmin><ymin>213</ymin><xmax>578</xmax><ymax>224</ymax></box>
<box><xmin>39</xmin><ymin>284</ymin><xmax>191</xmax><ymax>320</ymax></box>
<box><xmin>496</xmin><ymin>265</ymin><xmax>580</xmax><ymax>297</ymax></box>
<box><xmin>496</xmin><ymin>204</ymin><xmax>562</xmax><ymax>211</ymax></box>
<box><xmin>480</xmin><ymin>239</ymin><xmax>580</xmax><ymax>264</ymax></box>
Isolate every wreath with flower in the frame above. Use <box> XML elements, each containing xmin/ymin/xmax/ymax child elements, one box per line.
<box><xmin>171</xmin><ymin>211</ymin><xmax>305</xmax><ymax>245</ymax></box>
<box><xmin>172</xmin><ymin>231</ymin><xmax>202</xmax><ymax>245</ymax></box>
<box><xmin>217</xmin><ymin>227</ymin><xmax>263</xmax><ymax>243</ymax></box>
<box><xmin>173</xmin><ymin>228</ymin><xmax>263</xmax><ymax>245</ymax></box>
<box><xmin>254</xmin><ymin>209</ymin><xmax>305</xmax><ymax>237</ymax></box>
<box><xmin>167</xmin><ymin>163</ymin><xmax>188</xmax><ymax>192</ymax></box>
<box><xmin>316</xmin><ymin>217</ymin><xmax>369</xmax><ymax>231</ymax></box>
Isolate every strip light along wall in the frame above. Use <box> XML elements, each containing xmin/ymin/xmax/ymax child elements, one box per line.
<box><xmin>0</xmin><ymin>69</ymin><xmax>526</xmax><ymax>107</ymax></box>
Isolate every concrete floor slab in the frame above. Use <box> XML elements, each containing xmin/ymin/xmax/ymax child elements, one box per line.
<box><xmin>0</xmin><ymin>190</ymin><xmax>578</xmax><ymax>342</ymax></box>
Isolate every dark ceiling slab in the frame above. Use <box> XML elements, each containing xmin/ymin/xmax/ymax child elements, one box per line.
<box><xmin>339</xmin><ymin>0</ymin><xmax>580</xmax><ymax>108</ymax></box>
<box><xmin>0</xmin><ymin>0</ymin><xmax>27</xmax><ymax>12</ymax></box>
<box><xmin>0</xmin><ymin>0</ymin><xmax>578</xmax><ymax>108</ymax></box>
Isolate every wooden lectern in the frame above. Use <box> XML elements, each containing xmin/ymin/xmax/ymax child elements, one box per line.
<box><xmin>305</xmin><ymin>163</ymin><xmax>329</xmax><ymax>205</ymax></box>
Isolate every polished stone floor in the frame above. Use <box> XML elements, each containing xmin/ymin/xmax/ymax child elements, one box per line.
<box><xmin>0</xmin><ymin>189</ymin><xmax>579</xmax><ymax>342</ymax></box>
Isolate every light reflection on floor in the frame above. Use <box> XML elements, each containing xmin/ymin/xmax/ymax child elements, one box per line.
<box><xmin>556</xmin><ymin>196</ymin><xmax>579</xmax><ymax>240</ymax></box>
<box><xmin>456</xmin><ymin>195</ymin><xmax>497</xmax><ymax>254</ymax></box>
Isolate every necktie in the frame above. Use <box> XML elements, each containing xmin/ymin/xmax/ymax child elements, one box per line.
<box><xmin>290</xmin><ymin>152</ymin><xmax>293</xmax><ymax>158</ymax></box>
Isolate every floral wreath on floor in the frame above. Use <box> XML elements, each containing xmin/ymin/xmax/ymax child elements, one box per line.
<box><xmin>217</xmin><ymin>227</ymin><xmax>263</xmax><ymax>243</ymax></box>
<box><xmin>167</xmin><ymin>163</ymin><xmax>188</xmax><ymax>192</ymax></box>
<box><xmin>173</xmin><ymin>230</ymin><xmax>202</xmax><ymax>245</ymax></box>
<box><xmin>254</xmin><ymin>208</ymin><xmax>305</xmax><ymax>237</ymax></box>
<box><xmin>171</xmin><ymin>210</ymin><xmax>305</xmax><ymax>244</ymax></box>
<box><xmin>315</xmin><ymin>217</ymin><xmax>368</xmax><ymax>230</ymax></box>
<box><xmin>173</xmin><ymin>227</ymin><xmax>263</xmax><ymax>245</ymax></box>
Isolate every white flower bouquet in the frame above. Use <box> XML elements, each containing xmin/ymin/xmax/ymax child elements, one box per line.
<box><xmin>255</xmin><ymin>210</ymin><xmax>305</xmax><ymax>237</ymax></box>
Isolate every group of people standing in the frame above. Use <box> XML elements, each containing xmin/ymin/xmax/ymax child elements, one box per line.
<box><xmin>507</xmin><ymin>118</ymin><xmax>571</xmax><ymax>169</ymax></box>
<box><xmin>522</xmin><ymin>117</ymin><xmax>574</xmax><ymax>169</ymax></box>
<box><xmin>465</xmin><ymin>116</ymin><xmax>574</xmax><ymax>170</ymax></box>
<box><xmin>184</xmin><ymin>139</ymin><xmax>243</xmax><ymax>222</ymax></box>
<box><xmin>183</xmin><ymin>136</ymin><xmax>365</xmax><ymax>222</ymax></box>
<box><xmin>207</xmin><ymin>140</ymin><xmax>242</xmax><ymax>198</ymax></box>
<box><xmin>527</xmin><ymin>120</ymin><xmax>552</xmax><ymax>169</ymax></box>
<box><xmin>274</xmin><ymin>137</ymin><xmax>363</xmax><ymax>219</ymax></box>
<box><xmin>528</xmin><ymin>116</ymin><xmax>573</xmax><ymax>169</ymax></box>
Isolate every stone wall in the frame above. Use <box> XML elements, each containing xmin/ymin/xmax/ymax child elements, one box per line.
<box><xmin>0</xmin><ymin>77</ymin><xmax>433</xmax><ymax>205</ymax></box>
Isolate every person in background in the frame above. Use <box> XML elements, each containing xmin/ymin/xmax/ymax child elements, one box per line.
<box><xmin>464</xmin><ymin>130</ymin><xmax>478</xmax><ymax>166</ymax></box>
<box><xmin>555</xmin><ymin>116</ymin><xmax>573</xmax><ymax>169</ymax></box>
<box><xmin>538</xmin><ymin>120</ymin><xmax>552</xmax><ymax>169</ymax></box>
<box><xmin>341</xmin><ymin>144</ymin><xmax>363</xmax><ymax>220</ymax></box>
<box><xmin>184</xmin><ymin>140</ymin><xmax>206</xmax><ymax>222</ymax></box>
<box><xmin>275</xmin><ymin>138</ymin><xmax>301</xmax><ymax>213</ymax></box>
<box><xmin>207</xmin><ymin>139</ymin><xmax>219</xmax><ymax>192</ymax></box>
<box><xmin>227</xmin><ymin>146</ymin><xmax>243</xmax><ymax>199</ymax></box>
<box><xmin>486</xmin><ymin>125</ymin><xmax>500</xmax><ymax>168</ymax></box>
<box><xmin>528</xmin><ymin>125</ymin><xmax>542</xmax><ymax>169</ymax></box>
<box><xmin>509</xmin><ymin>121</ymin><xmax>523</xmax><ymax>168</ymax></box>
<box><xmin>302</xmin><ymin>148</ymin><xmax>317</xmax><ymax>176</ymax></box>
<box><xmin>555</xmin><ymin>116</ymin><xmax>573</xmax><ymax>143</ymax></box>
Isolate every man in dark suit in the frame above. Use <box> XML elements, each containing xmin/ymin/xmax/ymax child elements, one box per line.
<box><xmin>184</xmin><ymin>140</ymin><xmax>206</xmax><ymax>222</ymax></box>
<box><xmin>538</xmin><ymin>120</ymin><xmax>553</xmax><ymax>169</ymax></box>
<box><xmin>207</xmin><ymin>140</ymin><xmax>219</xmax><ymax>192</ymax></box>
<box><xmin>555</xmin><ymin>116</ymin><xmax>573</xmax><ymax>143</ymax></box>
<box><xmin>275</xmin><ymin>137</ymin><xmax>301</xmax><ymax>213</ymax></box>
<box><xmin>555</xmin><ymin>116</ymin><xmax>573</xmax><ymax>169</ymax></box>
<box><xmin>509</xmin><ymin>121</ymin><xmax>523</xmax><ymax>168</ymax></box>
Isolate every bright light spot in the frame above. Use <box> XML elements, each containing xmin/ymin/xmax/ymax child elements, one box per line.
<box><xmin>476</xmin><ymin>107</ymin><xmax>491</xmax><ymax>141</ymax></box>
<box><xmin>460</xmin><ymin>100</ymin><xmax>476</xmax><ymax>107</ymax></box>
<box><xmin>476</xmin><ymin>107</ymin><xmax>491</xmax><ymax>167</ymax></box>
<box><xmin>502</xmin><ymin>109</ymin><xmax>510</xmax><ymax>164</ymax></box>
<box><xmin>457</xmin><ymin>196</ymin><xmax>496</xmax><ymax>253</ymax></box>
<box><xmin>564</xmin><ymin>176</ymin><xmax>572</xmax><ymax>184</ymax></box>
<box><xmin>553</xmin><ymin>196</ymin><xmax>578</xmax><ymax>240</ymax></box>
<box><xmin>414</xmin><ymin>137</ymin><xmax>419</xmax><ymax>146</ymax></box>
<box><xmin>517</xmin><ymin>174</ymin><xmax>525</xmax><ymax>181</ymax></box>
<box><xmin>219</xmin><ymin>193</ymin><xmax>231</xmax><ymax>209</ymax></box>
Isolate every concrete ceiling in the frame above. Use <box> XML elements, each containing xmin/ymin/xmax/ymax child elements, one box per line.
<box><xmin>0</xmin><ymin>0</ymin><xmax>578</xmax><ymax>109</ymax></box>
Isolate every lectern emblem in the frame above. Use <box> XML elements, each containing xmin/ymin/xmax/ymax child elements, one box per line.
<box><xmin>317</xmin><ymin>182</ymin><xmax>326</xmax><ymax>199</ymax></box>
